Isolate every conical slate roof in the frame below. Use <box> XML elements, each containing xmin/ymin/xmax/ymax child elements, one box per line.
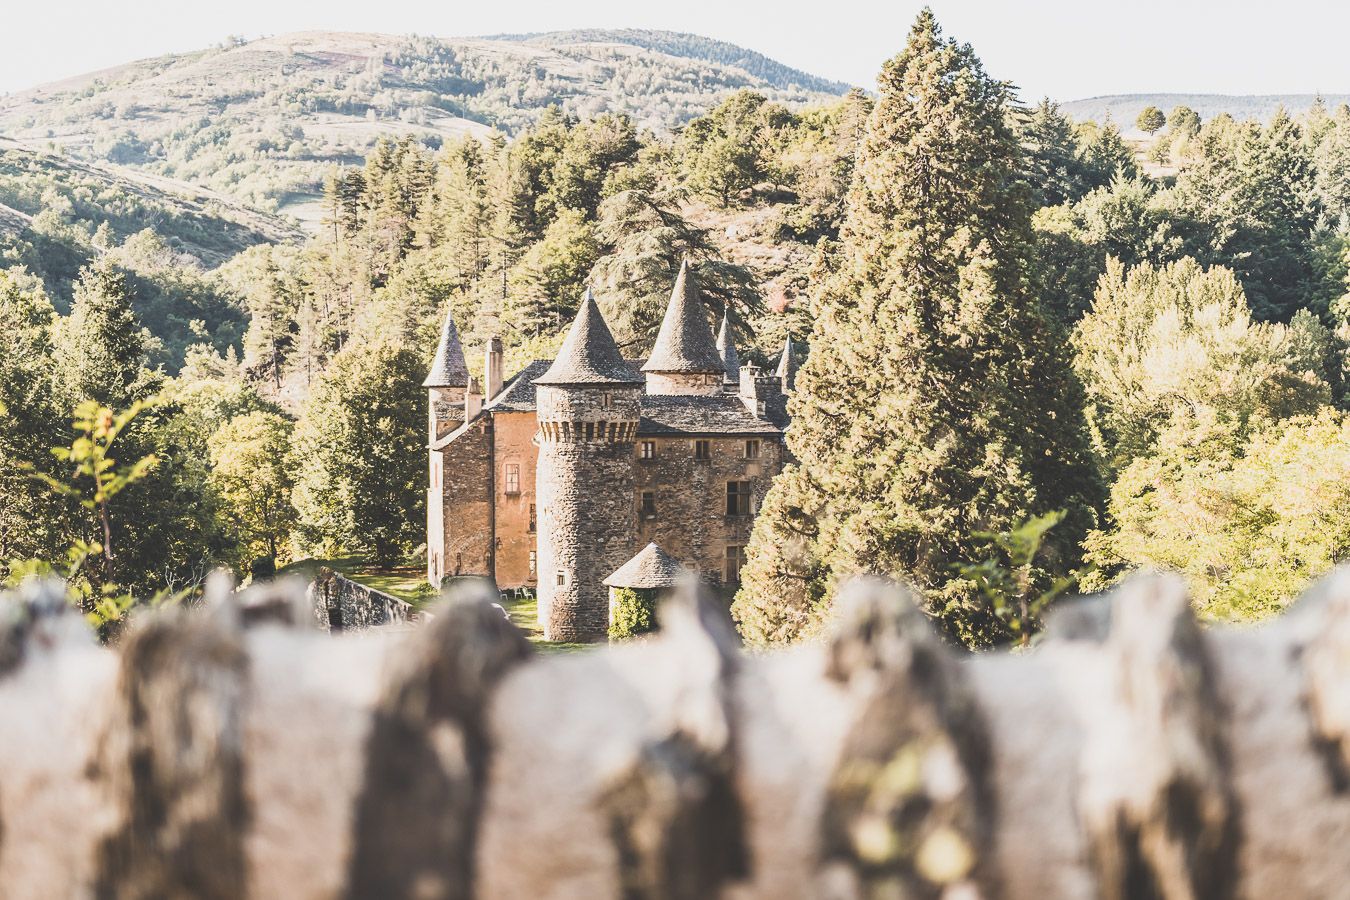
<box><xmin>535</xmin><ymin>289</ymin><xmax>643</xmax><ymax>386</ymax></box>
<box><xmin>775</xmin><ymin>335</ymin><xmax>797</xmax><ymax>385</ymax></box>
<box><xmin>423</xmin><ymin>307</ymin><xmax>470</xmax><ymax>388</ymax></box>
<box><xmin>641</xmin><ymin>259</ymin><xmax>725</xmax><ymax>375</ymax></box>
<box><xmin>715</xmin><ymin>308</ymin><xmax>741</xmax><ymax>384</ymax></box>
<box><xmin>604</xmin><ymin>542</ymin><xmax>686</xmax><ymax>589</ymax></box>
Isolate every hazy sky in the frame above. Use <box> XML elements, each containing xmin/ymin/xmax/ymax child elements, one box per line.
<box><xmin>1</xmin><ymin>0</ymin><xmax>1347</xmax><ymax>101</ymax></box>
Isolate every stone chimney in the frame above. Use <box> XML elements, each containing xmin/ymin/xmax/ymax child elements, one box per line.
<box><xmin>466</xmin><ymin>377</ymin><xmax>484</xmax><ymax>421</ymax></box>
<box><xmin>737</xmin><ymin>363</ymin><xmax>781</xmax><ymax>417</ymax></box>
<box><xmin>485</xmin><ymin>336</ymin><xmax>504</xmax><ymax>401</ymax></box>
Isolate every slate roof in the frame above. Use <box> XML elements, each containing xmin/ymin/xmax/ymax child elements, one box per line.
<box><xmin>638</xmin><ymin>393</ymin><xmax>787</xmax><ymax>436</ymax></box>
<box><xmin>641</xmin><ymin>259</ymin><xmax>725</xmax><ymax>375</ymax></box>
<box><xmin>484</xmin><ymin>360</ymin><xmax>788</xmax><ymax>435</ymax></box>
<box><xmin>715</xmin><ymin>310</ymin><xmax>741</xmax><ymax>384</ymax></box>
<box><xmin>535</xmin><ymin>289</ymin><xmax>644</xmax><ymax>386</ymax></box>
<box><xmin>423</xmin><ymin>308</ymin><xmax>470</xmax><ymax>388</ymax></box>
<box><xmin>604</xmin><ymin>542</ymin><xmax>686</xmax><ymax>589</ymax></box>
<box><xmin>486</xmin><ymin>360</ymin><xmax>551</xmax><ymax>412</ymax></box>
<box><xmin>775</xmin><ymin>335</ymin><xmax>796</xmax><ymax>380</ymax></box>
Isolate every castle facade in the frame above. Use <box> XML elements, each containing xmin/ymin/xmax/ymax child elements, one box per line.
<box><xmin>425</xmin><ymin>262</ymin><xmax>793</xmax><ymax>642</ymax></box>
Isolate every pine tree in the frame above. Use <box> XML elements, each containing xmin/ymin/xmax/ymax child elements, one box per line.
<box><xmin>732</xmin><ymin>10</ymin><xmax>1103</xmax><ymax>648</ymax></box>
<box><xmin>55</xmin><ymin>259</ymin><xmax>153</xmax><ymax>410</ymax></box>
<box><xmin>1017</xmin><ymin>98</ymin><xmax>1092</xmax><ymax>207</ymax></box>
<box><xmin>0</xmin><ymin>268</ymin><xmax>66</xmax><ymax>567</ymax></box>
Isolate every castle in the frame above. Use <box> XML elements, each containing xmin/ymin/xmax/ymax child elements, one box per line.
<box><xmin>425</xmin><ymin>261</ymin><xmax>794</xmax><ymax>642</ymax></box>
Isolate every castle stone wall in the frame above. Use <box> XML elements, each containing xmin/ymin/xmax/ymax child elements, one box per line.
<box><xmin>643</xmin><ymin>372</ymin><xmax>724</xmax><ymax>396</ymax></box>
<box><xmin>308</xmin><ymin>569</ymin><xmax>417</xmax><ymax>632</ymax></box>
<box><xmin>491</xmin><ymin>410</ymin><xmax>539</xmax><ymax>590</ymax></box>
<box><xmin>636</xmin><ymin>434</ymin><xmax>785</xmax><ymax>590</ymax></box>
<box><xmin>535</xmin><ymin>385</ymin><xmax>640</xmax><ymax>642</ymax></box>
<box><xmin>431</xmin><ymin>419</ymin><xmax>492</xmax><ymax>585</ymax></box>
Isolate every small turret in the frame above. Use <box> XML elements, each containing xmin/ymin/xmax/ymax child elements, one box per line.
<box><xmin>424</xmin><ymin>307</ymin><xmax>471</xmax><ymax>443</ymax></box>
<box><xmin>641</xmin><ymin>258</ymin><xmax>725</xmax><ymax>396</ymax></box>
<box><xmin>775</xmin><ymin>335</ymin><xmax>798</xmax><ymax>393</ymax></box>
<box><xmin>715</xmin><ymin>307</ymin><xmax>741</xmax><ymax>391</ymax></box>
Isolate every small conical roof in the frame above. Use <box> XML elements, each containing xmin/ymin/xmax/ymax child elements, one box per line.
<box><xmin>423</xmin><ymin>307</ymin><xmax>470</xmax><ymax>388</ymax></box>
<box><xmin>715</xmin><ymin>308</ymin><xmax>741</xmax><ymax>384</ymax></box>
<box><xmin>535</xmin><ymin>288</ymin><xmax>643</xmax><ymax>386</ymax></box>
<box><xmin>775</xmin><ymin>335</ymin><xmax>797</xmax><ymax>383</ymax></box>
<box><xmin>641</xmin><ymin>259</ymin><xmax>725</xmax><ymax>375</ymax></box>
<box><xmin>604</xmin><ymin>542</ymin><xmax>686</xmax><ymax>589</ymax></box>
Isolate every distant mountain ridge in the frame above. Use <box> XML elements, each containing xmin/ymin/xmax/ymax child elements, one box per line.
<box><xmin>484</xmin><ymin>29</ymin><xmax>854</xmax><ymax>95</ymax></box>
<box><xmin>1062</xmin><ymin>93</ymin><xmax>1350</xmax><ymax>134</ymax></box>
<box><xmin>0</xmin><ymin>30</ymin><xmax>847</xmax><ymax>220</ymax></box>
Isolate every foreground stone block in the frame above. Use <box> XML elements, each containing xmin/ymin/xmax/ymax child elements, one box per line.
<box><xmin>2</xmin><ymin>571</ymin><xmax>1350</xmax><ymax>898</ymax></box>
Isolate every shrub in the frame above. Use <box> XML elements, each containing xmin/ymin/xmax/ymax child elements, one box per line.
<box><xmin>609</xmin><ymin>586</ymin><xmax>658</xmax><ymax>640</ymax></box>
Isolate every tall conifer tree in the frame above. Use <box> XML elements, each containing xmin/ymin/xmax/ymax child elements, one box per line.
<box><xmin>733</xmin><ymin>10</ymin><xmax>1103</xmax><ymax>647</ymax></box>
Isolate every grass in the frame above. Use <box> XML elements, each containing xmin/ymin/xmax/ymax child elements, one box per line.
<box><xmin>282</xmin><ymin>554</ymin><xmax>591</xmax><ymax>653</ymax></box>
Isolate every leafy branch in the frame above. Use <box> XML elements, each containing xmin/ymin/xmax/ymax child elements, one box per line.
<box><xmin>956</xmin><ymin>511</ymin><xmax>1090</xmax><ymax>647</ymax></box>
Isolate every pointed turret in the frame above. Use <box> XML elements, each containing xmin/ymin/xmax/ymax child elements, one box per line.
<box><xmin>534</xmin><ymin>288</ymin><xmax>643</xmax><ymax>643</ymax></box>
<box><xmin>715</xmin><ymin>307</ymin><xmax>741</xmax><ymax>389</ymax></box>
<box><xmin>535</xmin><ymin>288</ymin><xmax>642</xmax><ymax>386</ymax></box>
<box><xmin>641</xmin><ymin>259</ymin><xmax>725</xmax><ymax>395</ymax></box>
<box><xmin>776</xmin><ymin>335</ymin><xmax>798</xmax><ymax>392</ymax></box>
<box><xmin>423</xmin><ymin>307</ymin><xmax>470</xmax><ymax>388</ymax></box>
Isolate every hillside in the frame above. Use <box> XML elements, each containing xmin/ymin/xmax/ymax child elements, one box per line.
<box><xmin>484</xmin><ymin>29</ymin><xmax>852</xmax><ymax>95</ymax></box>
<box><xmin>1063</xmin><ymin>93</ymin><xmax>1350</xmax><ymax>134</ymax></box>
<box><xmin>0</xmin><ymin>30</ymin><xmax>846</xmax><ymax>219</ymax></box>
<box><xmin>0</xmin><ymin>137</ymin><xmax>301</xmax><ymax>262</ymax></box>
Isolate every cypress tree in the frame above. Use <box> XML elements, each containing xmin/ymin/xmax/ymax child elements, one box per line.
<box><xmin>733</xmin><ymin>10</ymin><xmax>1103</xmax><ymax>648</ymax></box>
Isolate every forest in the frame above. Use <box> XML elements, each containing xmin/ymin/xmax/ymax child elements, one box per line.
<box><xmin>2</xmin><ymin>11</ymin><xmax>1350</xmax><ymax>645</ymax></box>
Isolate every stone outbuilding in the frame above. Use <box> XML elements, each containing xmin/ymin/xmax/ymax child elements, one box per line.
<box><xmin>604</xmin><ymin>542</ymin><xmax>687</xmax><ymax>594</ymax></box>
<box><xmin>603</xmin><ymin>542</ymin><xmax>688</xmax><ymax>639</ymax></box>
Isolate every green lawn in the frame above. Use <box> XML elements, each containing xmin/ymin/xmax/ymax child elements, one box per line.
<box><xmin>284</xmin><ymin>555</ymin><xmax>590</xmax><ymax>653</ymax></box>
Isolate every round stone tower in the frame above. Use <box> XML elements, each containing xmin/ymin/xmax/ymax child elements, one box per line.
<box><xmin>534</xmin><ymin>289</ymin><xmax>643</xmax><ymax>642</ymax></box>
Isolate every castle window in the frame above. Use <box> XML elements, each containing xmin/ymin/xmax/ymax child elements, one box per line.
<box><xmin>726</xmin><ymin>481</ymin><xmax>752</xmax><ymax>516</ymax></box>
<box><xmin>529</xmin><ymin>551</ymin><xmax>537</xmax><ymax>578</ymax></box>
<box><xmin>503</xmin><ymin>463</ymin><xmax>520</xmax><ymax>495</ymax></box>
<box><xmin>744</xmin><ymin>439</ymin><xmax>761</xmax><ymax>459</ymax></box>
<box><xmin>640</xmin><ymin>491</ymin><xmax>657</xmax><ymax>518</ymax></box>
<box><xmin>556</xmin><ymin>571</ymin><xmax>566</xmax><ymax>587</ymax></box>
<box><xmin>640</xmin><ymin>440</ymin><xmax>657</xmax><ymax>459</ymax></box>
<box><xmin>725</xmin><ymin>545</ymin><xmax>747</xmax><ymax>584</ymax></box>
<box><xmin>601</xmin><ymin>392</ymin><xmax>612</xmax><ymax>409</ymax></box>
<box><xmin>584</xmin><ymin>421</ymin><xmax>595</xmax><ymax>441</ymax></box>
<box><xmin>528</xmin><ymin>504</ymin><xmax>536</xmax><ymax>533</ymax></box>
<box><xmin>694</xmin><ymin>439</ymin><xmax>711</xmax><ymax>461</ymax></box>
